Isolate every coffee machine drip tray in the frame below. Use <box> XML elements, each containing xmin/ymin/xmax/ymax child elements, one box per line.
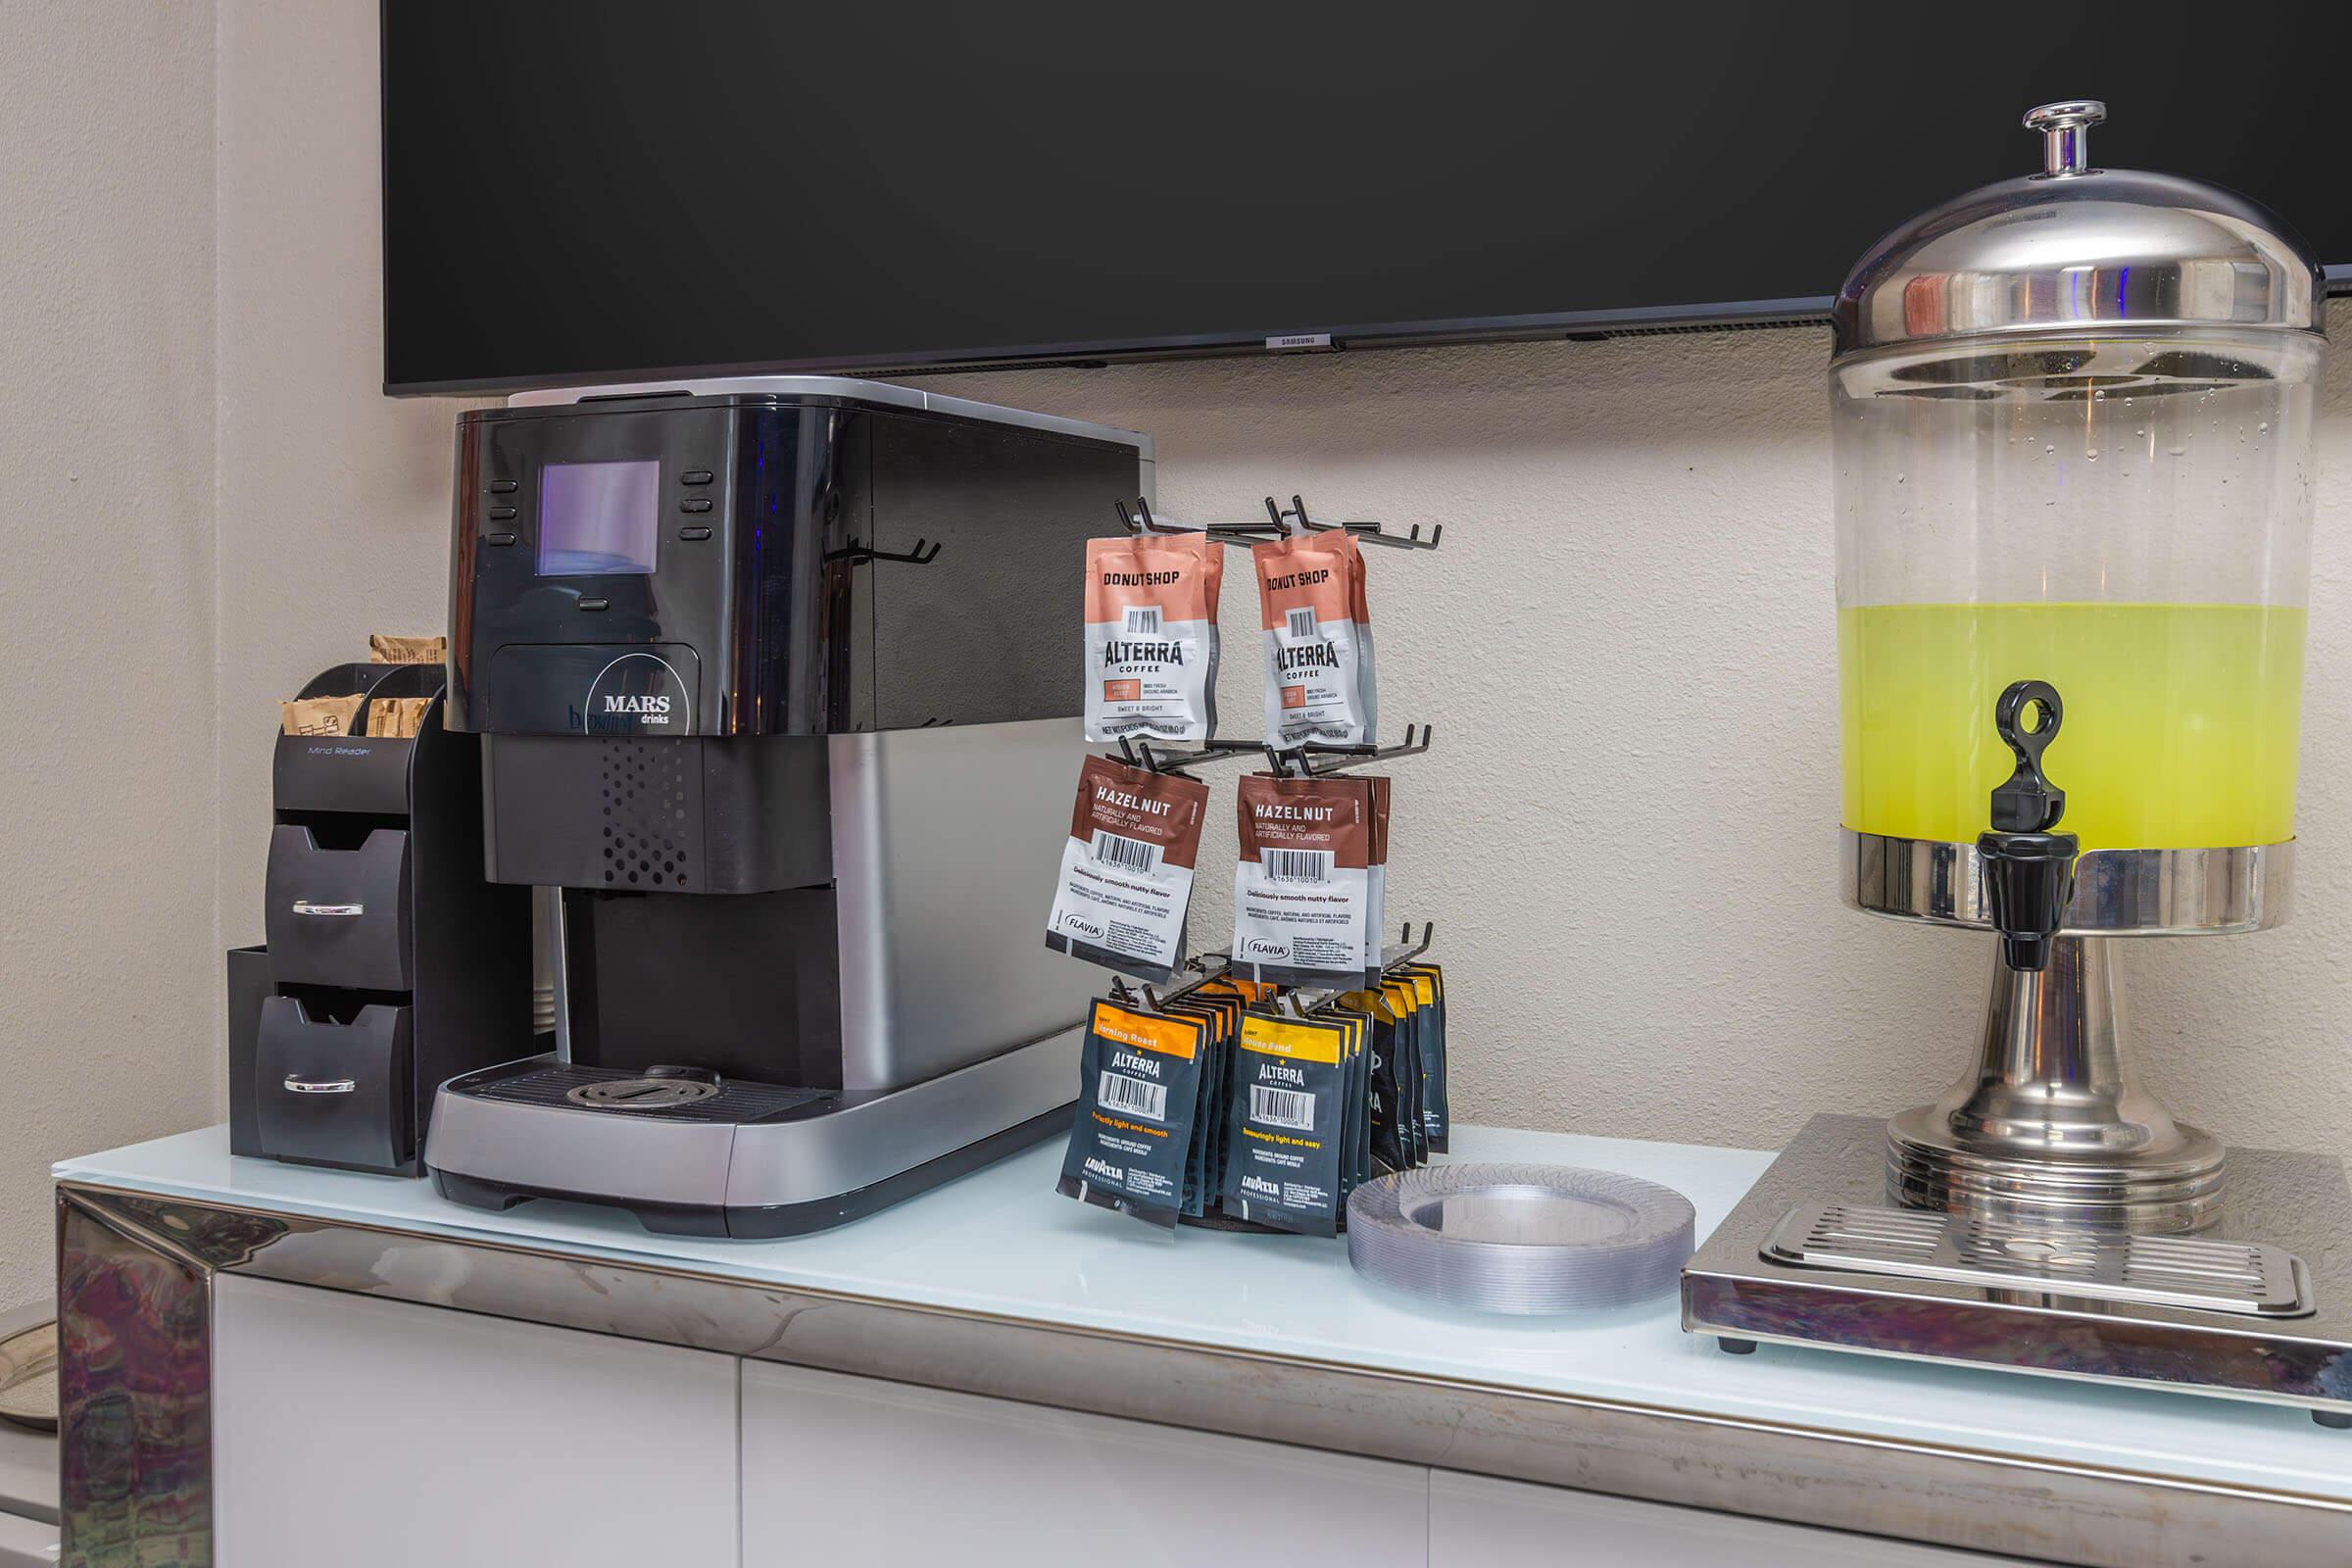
<box><xmin>424</xmin><ymin>1029</ymin><xmax>1081</xmax><ymax>1240</ymax></box>
<box><xmin>1684</xmin><ymin>1115</ymin><xmax>2352</xmax><ymax>1427</ymax></box>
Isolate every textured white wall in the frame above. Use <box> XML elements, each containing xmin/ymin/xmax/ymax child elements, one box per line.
<box><xmin>0</xmin><ymin>5</ymin><xmax>218</xmax><ymax>1301</ymax></box>
<box><xmin>214</xmin><ymin>0</ymin><xmax>481</xmax><ymax>958</ymax></box>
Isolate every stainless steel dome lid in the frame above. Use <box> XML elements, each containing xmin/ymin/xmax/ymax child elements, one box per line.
<box><xmin>1833</xmin><ymin>101</ymin><xmax>2325</xmax><ymax>360</ymax></box>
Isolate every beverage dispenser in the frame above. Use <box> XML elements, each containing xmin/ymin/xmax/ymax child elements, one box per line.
<box><xmin>1834</xmin><ymin>101</ymin><xmax>2323</xmax><ymax>1234</ymax></box>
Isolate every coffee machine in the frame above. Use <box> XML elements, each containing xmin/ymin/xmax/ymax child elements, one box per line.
<box><xmin>424</xmin><ymin>376</ymin><xmax>1151</xmax><ymax>1236</ymax></box>
<box><xmin>1683</xmin><ymin>103</ymin><xmax>2352</xmax><ymax>1426</ymax></box>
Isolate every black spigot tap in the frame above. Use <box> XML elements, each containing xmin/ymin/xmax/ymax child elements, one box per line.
<box><xmin>1978</xmin><ymin>679</ymin><xmax>2078</xmax><ymax>972</ymax></box>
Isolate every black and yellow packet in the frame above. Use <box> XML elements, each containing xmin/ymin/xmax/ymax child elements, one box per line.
<box><xmin>1057</xmin><ymin>995</ymin><xmax>1235</xmax><ymax>1227</ymax></box>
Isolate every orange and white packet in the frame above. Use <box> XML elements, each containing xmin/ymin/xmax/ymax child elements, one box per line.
<box><xmin>1251</xmin><ymin>530</ymin><xmax>1376</xmax><ymax>746</ymax></box>
<box><xmin>1083</xmin><ymin>533</ymin><xmax>1223</xmax><ymax>743</ymax></box>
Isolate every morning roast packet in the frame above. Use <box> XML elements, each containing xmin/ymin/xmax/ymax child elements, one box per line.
<box><xmin>1047</xmin><ymin>757</ymin><xmax>1211</xmax><ymax>982</ymax></box>
<box><xmin>1164</xmin><ymin>990</ymin><xmax>1239</xmax><ymax>1217</ymax></box>
<box><xmin>1233</xmin><ymin>773</ymin><xmax>1379</xmax><ymax>987</ymax></box>
<box><xmin>1399</xmin><ymin>962</ymin><xmax>1448</xmax><ymax>1152</ymax></box>
<box><xmin>1057</xmin><ymin>999</ymin><xmax>1210</xmax><ymax>1228</ymax></box>
<box><xmin>1251</xmin><ymin>529</ymin><xmax>1374</xmax><ymax>747</ymax></box>
<box><xmin>1084</xmin><ymin>532</ymin><xmax>1223</xmax><ymax>743</ymax></box>
<box><xmin>1221</xmin><ymin>1009</ymin><xmax>1349</xmax><ymax>1236</ymax></box>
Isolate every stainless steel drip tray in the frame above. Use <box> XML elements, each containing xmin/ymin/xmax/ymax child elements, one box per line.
<box><xmin>1762</xmin><ymin>1201</ymin><xmax>2314</xmax><ymax>1317</ymax></box>
<box><xmin>1683</xmin><ymin>1114</ymin><xmax>2352</xmax><ymax>1422</ymax></box>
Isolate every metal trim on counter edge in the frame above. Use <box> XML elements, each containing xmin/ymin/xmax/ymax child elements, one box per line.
<box><xmin>53</xmin><ymin>1182</ymin><xmax>2352</xmax><ymax>1568</ymax></box>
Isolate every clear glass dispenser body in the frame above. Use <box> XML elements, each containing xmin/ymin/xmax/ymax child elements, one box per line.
<box><xmin>1834</xmin><ymin>329</ymin><xmax>2321</xmax><ymax>852</ymax></box>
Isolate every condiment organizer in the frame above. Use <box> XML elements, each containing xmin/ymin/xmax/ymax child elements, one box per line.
<box><xmin>234</xmin><ymin>662</ymin><xmax>531</xmax><ymax>1175</ymax></box>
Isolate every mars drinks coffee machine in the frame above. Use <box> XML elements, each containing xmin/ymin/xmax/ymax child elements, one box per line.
<box><xmin>423</xmin><ymin>377</ymin><xmax>1150</xmax><ymax>1236</ymax></box>
<box><xmin>1686</xmin><ymin>104</ymin><xmax>2352</xmax><ymax>1424</ymax></box>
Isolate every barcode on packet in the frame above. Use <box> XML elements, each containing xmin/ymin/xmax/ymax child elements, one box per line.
<box><xmin>1091</xmin><ymin>830</ymin><xmax>1162</xmax><ymax>874</ymax></box>
<box><xmin>1098</xmin><ymin>1070</ymin><xmax>1167</xmax><ymax>1122</ymax></box>
<box><xmin>1263</xmin><ymin>848</ymin><xmax>1332</xmax><ymax>884</ymax></box>
<box><xmin>1250</xmin><ymin>1084</ymin><xmax>1315</xmax><ymax>1131</ymax></box>
<box><xmin>1285</xmin><ymin>607</ymin><xmax>1318</xmax><ymax>640</ymax></box>
<box><xmin>1123</xmin><ymin>606</ymin><xmax>1162</xmax><ymax>635</ymax></box>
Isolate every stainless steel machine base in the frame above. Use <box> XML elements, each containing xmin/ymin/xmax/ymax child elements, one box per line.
<box><xmin>424</xmin><ymin>1027</ymin><xmax>1082</xmax><ymax>1237</ymax></box>
<box><xmin>1683</xmin><ymin>1114</ymin><xmax>2352</xmax><ymax>1425</ymax></box>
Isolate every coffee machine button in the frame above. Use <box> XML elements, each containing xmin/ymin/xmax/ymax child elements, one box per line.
<box><xmin>488</xmin><ymin>505</ymin><xmax>517</xmax><ymax>521</ymax></box>
<box><xmin>680</xmin><ymin>469</ymin><xmax>713</xmax><ymax>485</ymax></box>
<box><xmin>489</xmin><ymin>478</ymin><xmax>518</xmax><ymax>494</ymax></box>
<box><xmin>678</xmin><ymin>525</ymin><xmax>712</xmax><ymax>541</ymax></box>
<box><xmin>485</xmin><ymin>532</ymin><xmax>516</xmax><ymax>546</ymax></box>
<box><xmin>679</xmin><ymin>498</ymin><xmax>713</xmax><ymax>514</ymax></box>
<box><xmin>578</xmin><ymin>598</ymin><xmax>610</xmax><ymax>612</ymax></box>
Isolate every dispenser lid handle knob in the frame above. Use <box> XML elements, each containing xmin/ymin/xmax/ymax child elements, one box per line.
<box><xmin>2024</xmin><ymin>99</ymin><xmax>2105</xmax><ymax>176</ymax></box>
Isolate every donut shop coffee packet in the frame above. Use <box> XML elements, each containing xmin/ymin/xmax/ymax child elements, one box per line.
<box><xmin>1057</xmin><ymin>998</ymin><xmax>1209</xmax><ymax>1228</ymax></box>
<box><xmin>1046</xmin><ymin>757</ymin><xmax>1210</xmax><ymax>983</ymax></box>
<box><xmin>1232</xmin><ymin>773</ymin><xmax>1381</xmax><ymax>988</ymax></box>
<box><xmin>1251</xmin><ymin>530</ymin><xmax>1375</xmax><ymax>746</ymax></box>
<box><xmin>1084</xmin><ymin>532</ymin><xmax>1223</xmax><ymax>743</ymax></box>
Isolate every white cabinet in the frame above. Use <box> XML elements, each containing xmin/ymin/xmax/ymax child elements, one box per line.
<box><xmin>741</xmin><ymin>1361</ymin><xmax>1428</xmax><ymax>1568</ymax></box>
<box><xmin>213</xmin><ymin>1276</ymin><xmax>739</xmax><ymax>1568</ymax></box>
<box><xmin>1429</xmin><ymin>1469</ymin><xmax>2029</xmax><ymax>1567</ymax></box>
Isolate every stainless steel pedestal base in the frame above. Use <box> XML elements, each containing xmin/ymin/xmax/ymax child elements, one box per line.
<box><xmin>1683</xmin><ymin>1114</ymin><xmax>2352</xmax><ymax>1424</ymax></box>
<box><xmin>1844</xmin><ymin>832</ymin><xmax>2291</xmax><ymax>1237</ymax></box>
<box><xmin>1886</xmin><ymin>936</ymin><xmax>2227</xmax><ymax>1233</ymax></box>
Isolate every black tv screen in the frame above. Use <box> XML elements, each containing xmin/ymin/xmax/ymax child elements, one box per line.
<box><xmin>381</xmin><ymin>3</ymin><xmax>2352</xmax><ymax>395</ymax></box>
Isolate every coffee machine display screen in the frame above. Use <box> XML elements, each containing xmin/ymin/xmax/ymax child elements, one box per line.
<box><xmin>537</xmin><ymin>461</ymin><xmax>661</xmax><ymax>576</ymax></box>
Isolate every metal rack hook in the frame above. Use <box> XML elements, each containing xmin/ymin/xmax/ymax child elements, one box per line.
<box><xmin>1114</xmin><ymin>498</ymin><xmax>1285</xmax><ymax>546</ymax></box>
<box><xmin>827</xmin><ymin>537</ymin><xmax>943</xmax><ymax>566</ymax></box>
<box><xmin>1382</xmin><ymin>921</ymin><xmax>1436</xmax><ymax>971</ymax></box>
<box><xmin>1276</xmin><ymin>493</ymin><xmax>1444</xmax><ymax>552</ymax></box>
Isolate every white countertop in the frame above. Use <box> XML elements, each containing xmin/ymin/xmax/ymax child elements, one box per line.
<box><xmin>55</xmin><ymin>1124</ymin><xmax>2352</xmax><ymax>1504</ymax></box>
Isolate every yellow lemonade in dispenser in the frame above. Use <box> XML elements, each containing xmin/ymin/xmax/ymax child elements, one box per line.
<box><xmin>1838</xmin><ymin>602</ymin><xmax>2306</xmax><ymax>851</ymax></box>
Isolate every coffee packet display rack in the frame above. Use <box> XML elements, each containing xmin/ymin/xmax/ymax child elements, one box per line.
<box><xmin>229</xmin><ymin>662</ymin><xmax>532</xmax><ymax>1176</ymax></box>
<box><xmin>1059</xmin><ymin>924</ymin><xmax>1447</xmax><ymax>1237</ymax></box>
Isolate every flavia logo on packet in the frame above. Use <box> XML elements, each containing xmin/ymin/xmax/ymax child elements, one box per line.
<box><xmin>1084</xmin><ymin>532</ymin><xmax>1224</xmax><ymax>744</ymax></box>
<box><xmin>1251</xmin><ymin>530</ymin><xmax>1375</xmax><ymax>747</ymax></box>
<box><xmin>1045</xmin><ymin>756</ymin><xmax>1211</xmax><ymax>985</ymax></box>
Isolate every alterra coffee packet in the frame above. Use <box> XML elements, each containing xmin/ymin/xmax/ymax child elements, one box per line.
<box><xmin>1057</xmin><ymin>999</ymin><xmax>1210</xmax><ymax>1227</ymax></box>
<box><xmin>1084</xmin><ymin>532</ymin><xmax>1223</xmax><ymax>744</ymax></box>
<box><xmin>1251</xmin><ymin>530</ymin><xmax>1375</xmax><ymax>747</ymax></box>
<box><xmin>1221</xmin><ymin>1007</ymin><xmax>1358</xmax><ymax>1237</ymax></box>
<box><xmin>1046</xmin><ymin>757</ymin><xmax>1210</xmax><ymax>983</ymax></box>
<box><xmin>1232</xmin><ymin>773</ymin><xmax>1385</xmax><ymax>989</ymax></box>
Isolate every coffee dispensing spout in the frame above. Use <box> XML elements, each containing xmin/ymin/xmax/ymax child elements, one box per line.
<box><xmin>1978</xmin><ymin>680</ymin><xmax>2078</xmax><ymax>971</ymax></box>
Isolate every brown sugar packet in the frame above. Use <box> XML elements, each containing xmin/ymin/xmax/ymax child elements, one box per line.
<box><xmin>368</xmin><ymin>634</ymin><xmax>447</xmax><ymax>664</ymax></box>
<box><xmin>365</xmin><ymin>696</ymin><xmax>433</xmax><ymax>738</ymax></box>
<box><xmin>280</xmin><ymin>694</ymin><xmax>366</xmax><ymax>737</ymax></box>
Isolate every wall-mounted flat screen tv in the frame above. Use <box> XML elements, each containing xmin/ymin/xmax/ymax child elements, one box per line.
<box><xmin>381</xmin><ymin>2</ymin><xmax>2352</xmax><ymax>394</ymax></box>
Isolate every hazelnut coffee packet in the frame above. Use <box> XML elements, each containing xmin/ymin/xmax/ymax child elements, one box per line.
<box><xmin>1221</xmin><ymin>1008</ymin><xmax>1352</xmax><ymax>1236</ymax></box>
<box><xmin>1047</xmin><ymin>757</ymin><xmax>1211</xmax><ymax>983</ymax></box>
<box><xmin>1233</xmin><ymin>773</ymin><xmax>1381</xmax><ymax>988</ymax></box>
<box><xmin>1084</xmin><ymin>532</ymin><xmax>1223</xmax><ymax>744</ymax></box>
<box><xmin>1057</xmin><ymin>999</ymin><xmax>1210</xmax><ymax>1228</ymax></box>
<box><xmin>1251</xmin><ymin>529</ymin><xmax>1375</xmax><ymax>747</ymax></box>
